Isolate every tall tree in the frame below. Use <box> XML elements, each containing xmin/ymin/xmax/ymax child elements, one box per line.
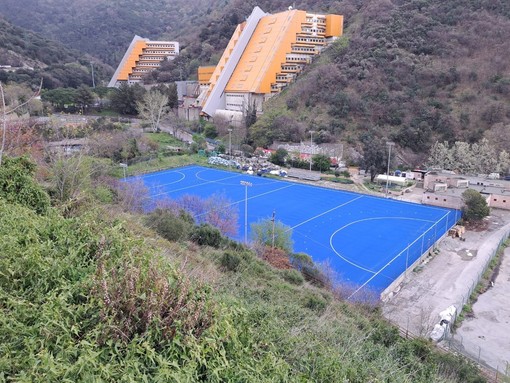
<box><xmin>361</xmin><ymin>131</ymin><xmax>389</xmax><ymax>182</ymax></box>
<box><xmin>152</xmin><ymin>83</ymin><xmax>178</xmax><ymax>109</ymax></box>
<box><xmin>110</xmin><ymin>83</ymin><xmax>146</xmax><ymax>116</ymax></box>
<box><xmin>251</xmin><ymin>217</ymin><xmax>293</xmax><ymax>253</ymax></box>
<box><xmin>427</xmin><ymin>139</ymin><xmax>508</xmax><ymax>174</ymax></box>
<box><xmin>462</xmin><ymin>189</ymin><xmax>490</xmax><ymax>221</ymax></box>
<box><xmin>245</xmin><ymin>100</ymin><xmax>257</xmax><ymax>129</ymax></box>
<box><xmin>312</xmin><ymin>154</ymin><xmax>331</xmax><ymax>172</ymax></box>
<box><xmin>269</xmin><ymin>148</ymin><xmax>288</xmax><ymax>166</ymax></box>
<box><xmin>75</xmin><ymin>85</ymin><xmax>95</xmax><ymax>112</ymax></box>
<box><xmin>136</xmin><ymin>90</ymin><xmax>170</xmax><ymax>133</ymax></box>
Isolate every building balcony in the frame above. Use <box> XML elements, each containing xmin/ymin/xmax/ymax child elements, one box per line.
<box><xmin>280</xmin><ymin>67</ymin><xmax>300</xmax><ymax>73</ymax></box>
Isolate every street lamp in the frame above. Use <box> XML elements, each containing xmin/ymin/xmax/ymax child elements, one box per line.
<box><xmin>309</xmin><ymin>130</ymin><xmax>315</xmax><ymax>172</ymax></box>
<box><xmin>385</xmin><ymin>141</ymin><xmax>395</xmax><ymax>198</ymax></box>
<box><xmin>120</xmin><ymin>163</ymin><xmax>128</xmax><ymax>178</ymax></box>
<box><xmin>240</xmin><ymin>181</ymin><xmax>252</xmax><ymax>244</ymax></box>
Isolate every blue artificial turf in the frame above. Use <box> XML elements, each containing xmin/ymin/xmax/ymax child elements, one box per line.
<box><xmin>130</xmin><ymin>165</ymin><xmax>460</xmax><ymax>296</ymax></box>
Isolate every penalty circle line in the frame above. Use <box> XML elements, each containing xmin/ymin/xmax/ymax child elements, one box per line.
<box><xmin>329</xmin><ymin>216</ymin><xmax>436</xmax><ymax>274</ymax></box>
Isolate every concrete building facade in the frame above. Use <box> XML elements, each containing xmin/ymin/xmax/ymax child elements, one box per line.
<box><xmin>422</xmin><ymin>172</ymin><xmax>510</xmax><ymax>211</ymax></box>
<box><xmin>198</xmin><ymin>6</ymin><xmax>343</xmax><ymax>122</ymax></box>
<box><xmin>108</xmin><ymin>36</ymin><xmax>179</xmax><ymax>87</ymax></box>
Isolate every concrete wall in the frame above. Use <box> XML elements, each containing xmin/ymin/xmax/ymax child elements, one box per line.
<box><xmin>489</xmin><ymin>195</ymin><xmax>510</xmax><ymax>210</ymax></box>
<box><xmin>422</xmin><ymin>193</ymin><xmax>463</xmax><ymax>210</ymax></box>
<box><xmin>177</xmin><ymin>106</ymin><xmax>200</xmax><ymax>121</ymax></box>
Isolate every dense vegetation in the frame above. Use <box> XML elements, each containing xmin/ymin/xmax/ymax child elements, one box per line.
<box><xmin>0</xmin><ymin>17</ymin><xmax>111</xmax><ymax>89</ymax></box>
<box><xmin>0</xmin><ymin>151</ymin><xmax>487</xmax><ymax>381</ymax></box>
<box><xmin>248</xmin><ymin>0</ymin><xmax>510</xmax><ymax>163</ymax></box>
<box><xmin>0</xmin><ymin>0</ymin><xmax>227</xmax><ymax>67</ymax></box>
<box><xmin>2</xmin><ymin>0</ymin><xmax>510</xmax><ymax>162</ymax></box>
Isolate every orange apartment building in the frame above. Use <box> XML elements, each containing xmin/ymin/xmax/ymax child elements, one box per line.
<box><xmin>108</xmin><ymin>35</ymin><xmax>179</xmax><ymax>87</ymax></box>
<box><xmin>198</xmin><ymin>6</ymin><xmax>343</xmax><ymax>122</ymax></box>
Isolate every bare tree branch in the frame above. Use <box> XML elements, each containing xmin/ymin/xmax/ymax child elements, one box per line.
<box><xmin>0</xmin><ymin>79</ymin><xmax>43</xmax><ymax>166</ymax></box>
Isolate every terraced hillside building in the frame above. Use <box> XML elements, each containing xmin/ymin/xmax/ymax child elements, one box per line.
<box><xmin>199</xmin><ymin>6</ymin><xmax>343</xmax><ymax>121</ymax></box>
<box><xmin>108</xmin><ymin>35</ymin><xmax>179</xmax><ymax>87</ymax></box>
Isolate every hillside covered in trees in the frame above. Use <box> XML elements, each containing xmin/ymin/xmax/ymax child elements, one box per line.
<box><xmin>2</xmin><ymin>0</ymin><xmax>509</xmax><ymax>158</ymax></box>
<box><xmin>0</xmin><ymin>17</ymin><xmax>112</xmax><ymax>89</ymax></box>
<box><xmin>0</xmin><ymin>0</ymin><xmax>228</xmax><ymax>67</ymax></box>
<box><xmin>245</xmin><ymin>0</ymin><xmax>510</xmax><ymax>163</ymax></box>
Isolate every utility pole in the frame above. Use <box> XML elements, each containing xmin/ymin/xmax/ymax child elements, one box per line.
<box><xmin>90</xmin><ymin>62</ymin><xmax>96</xmax><ymax>88</ymax></box>
<box><xmin>240</xmin><ymin>181</ymin><xmax>252</xmax><ymax>244</ymax></box>
<box><xmin>271</xmin><ymin>210</ymin><xmax>276</xmax><ymax>249</ymax></box>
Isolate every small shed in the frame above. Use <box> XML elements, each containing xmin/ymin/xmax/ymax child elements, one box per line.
<box><xmin>375</xmin><ymin>174</ymin><xmax>407</xmax><ymax>186</ymax></box>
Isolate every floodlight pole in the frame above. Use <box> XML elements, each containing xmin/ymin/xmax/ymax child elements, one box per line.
<box><xmin>309</xmin><ymin>130</ymin><xmax>315</xmax><ymax>172</ymax></box>
<box><xmin>120</xmin><ymin>163</ymin><xmax>128</xmax><ymax>178</ymax></box>
<box><xmin>385</xmin><ymin>141</ymin><xmax>395</xmax><ymax>198</ymax></box>
<box><xmin>240</xmin><ymin>181</ymin><xmax>252</xmax><ymax>244</ymax></box>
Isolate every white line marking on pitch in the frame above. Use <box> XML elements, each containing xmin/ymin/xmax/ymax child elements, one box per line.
<box><xmin>287</xmin><ymin>195</ymin><xmax>364</xmax><ymax>231</ymax></box>
<box><xmin>192</xmin><ymin>183</ymin><xmax>297</xmax><ymax>219</ymax></box>
<box><xmin>140</xmin><ymin>165</ymin><xmax>200</xmax><ymax>179</ymax></box>
<box><xmin>151</xmin><ymin>173</ymin><xmax>242</xmax><ymax>197</ymax></box>
<box><xmin>145</xmin><ymin>171</ymin><xmax>186</xmax><ymax>190</ymax></box>
<box><xmin>329</xmin><ymin>216</ymin><xmax>435</xmax><ymax>274</ymax></box>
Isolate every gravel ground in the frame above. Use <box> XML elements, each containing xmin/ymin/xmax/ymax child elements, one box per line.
<box><xmin>382</xmin><ymin>206</ymin><xmax>510</xmax><ymax>372</ymax></box>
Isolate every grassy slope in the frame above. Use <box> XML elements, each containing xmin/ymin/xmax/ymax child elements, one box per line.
<box><xmin>0</xmin><ymin>157</ymin><xmax>485</xmax><ymax>382</ymax></box>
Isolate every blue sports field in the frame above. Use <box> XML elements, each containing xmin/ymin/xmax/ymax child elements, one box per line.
<box><xmin>131</xmin><ymin>165</ymin><xmax>460</xmax><ymax>297</ymax></box>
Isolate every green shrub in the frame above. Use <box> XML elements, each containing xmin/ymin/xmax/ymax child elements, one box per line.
<box><xmin>281</xmin><ymin>269</ymin><xmax>304</xmax><ymax>285</ymax></box>
<box><xmin>433</xmin><ymin>352</ymin><xmax>486</xmax><ymax>383</ymax></box>
<box><xmin>93</xmin><ymin>185</ymin><xmax>114</xmax><ymax>203</ymax></box>
<box><xmin>370</xmin><ymin>322</ymin><xmax>400</xmax><ymax>347</ymax></box>
<box><xmin>96</xmin><ymin>249</ymin><xmax>214</xmax><ymax>343</ymax></box>
<box><xmin>304</xmin><ymin>293</ymin><xmax>328</xmax><ymax>313</ymax></box>
<box><xmin>289</xmin><ymin>252</ymin><xmax>314</xmax><ymax>269</ymax></box>
<box><xmin>145</xmin><ymin>208</ymin><xmax>194</xmax><ymax>242</ymax></box>
<box><xmin>190</xmin><ymin>223</ymin><xmax>223</xmax><ymax>248</ymax></box>
<box><xmin>0</xmin><ymin>156</ymin><xmax>50</xmax><ymax>214</ymax></box>
<box><xmin>289</xmin><ymin>252</ymin><xmax>331</xmax><ymax>287</ymax></box>
<box><xmin>220</xmin><ymin>251</ymin><xmax>242</xmax><ymax>271</ymax></box>
<box><xmin>251</xmin><ymin>218</ymin><xmax>293</xmax><ymax>253</ymax></box>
